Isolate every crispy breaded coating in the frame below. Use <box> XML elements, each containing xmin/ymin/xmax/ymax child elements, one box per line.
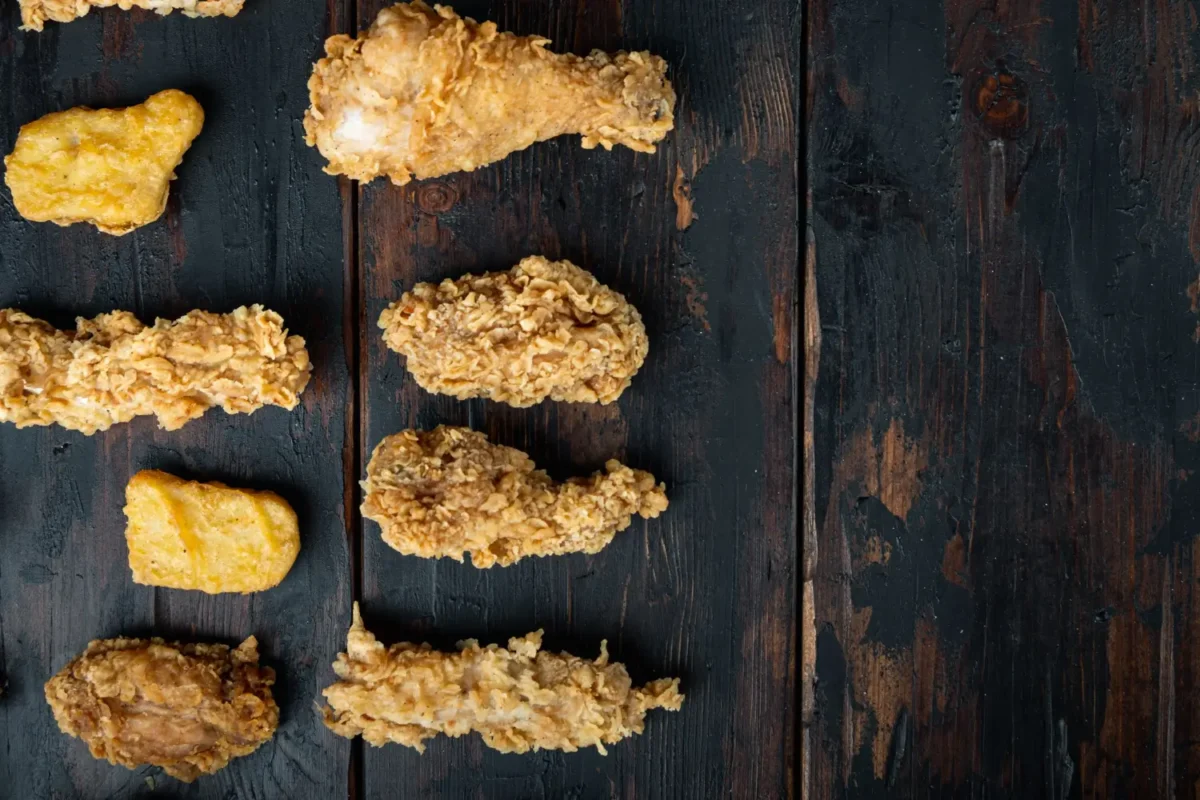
<box><xmin>322</xmin><ymin>603</ymin><xmax>683</xmax><ymax>754</ymax></box>
<box><xmin>304</xmin><ymin>1</ymin><xmax>675</xmax><ymax>184</ymax></box>
<box><xmin>361</xmin><ymin>426</ymin><xmax>668</xmax><ymax>567</ymax></box>
<box><xmin>124</xmin><ymin>470</ymin><xmax>301</xmax><ymax>594</ymax></box>
<box><xmin>20</xmin><ymin>0</ymin><xmax>243</xmax><ymax>31</ymax></box>
<box><xmin>45</xmin><ymin>635</ymin><xmax>278</xmax><ymax>782</ymax></box>
<box><xmin>0</xmin><ymin>304</ymin><xmax>311</xmax><ymax>434</ymax></box>
<box><xmin>4</xmin><ymin>90</ymin><xmax>203</xmax><ymax>234</ymax></box>
<box><xmin>379</xmin><ymin>256</ymin><xmax>648</xmax><ymax>407</ymax></box>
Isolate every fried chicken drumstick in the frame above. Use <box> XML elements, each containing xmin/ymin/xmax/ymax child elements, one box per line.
<box><xmin>379</xmin><ymin>256</ymin><xmax>648</xmax><ymax>406</ymax></box>
<box><xmin>322</xmin><ymin>604</ymin><xmax>683</xmax><ymax>754</ymax></box>
<box><xmin>45</xmin><ymin>635</ymin><xmax>278</xmax><ymax>782</ymax></box>
<box><xmin>0</xmin><ymin>304</ymin><xmax>310</xmax><ymax>434</ymax></box>
<box><xmin>361</xmin><ymin>426</ymin><xmax>668</xmax><ymax>567</ymax></box>
<box><xmin>20</xmin><ymin>0</ymin><xmax>243</xmax><ymax>32</ymax></box>
<box><xmin>304</xmin><ymin>1</ymin><xmax>675</xmax><ymax>184</ymax></box>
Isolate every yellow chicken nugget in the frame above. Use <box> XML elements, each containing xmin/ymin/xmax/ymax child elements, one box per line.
<box><xmin>123</xmin><ymin>470</ymin><xmax>300</xmax><ymax>594</ymax></box>
<box><xmin>3</xmin><ymin>89</ymin><xmax>203</xmax><ymax>235</ymax></box>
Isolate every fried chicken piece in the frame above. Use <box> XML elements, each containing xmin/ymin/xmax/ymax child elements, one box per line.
<box><xmin>4</xmin><ymin>90</ymin><xmax>204</xmax><ymax>234</ymax></box>
<box><xmin>0</xmin><ymin>304</ymin><xmax>310</xmax><ymax>434</ymax></box>
<box><xmin>322</xmin><ymin>603</ymin><xmax>683</xmax><ymax>754</ymax></box>
<box><xmin>379</xmin><ymin>256</ymin><xmax>648</xmax><ymax>407</ymax></box>
<box><xmin>304</xmin><ymin>1</ymin><xmax>675</xmax><ymax>184</ymax></box>
<box><xmin>124</xmin><ymin>470</ymin><xmax>301</xmax><ymax>594</ymax></box>
<box><xmin>20</xmin><ymin>0</ymin><xmax>243</xmax><ymax>32</ymax></box>
<box><xmin>45</xmin><ymin>635</ymin><xmax>278</xmax><ymax>782</ymax></box>
<box><xmin>361</xmin><ymin>426</ymin><xmax>668</xmax><ymax>567</ymax></box>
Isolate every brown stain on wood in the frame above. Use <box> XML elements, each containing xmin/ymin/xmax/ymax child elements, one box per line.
<box><xmin>672</xmin><ymin>165</ymin><xmax>696</xmax><ymax>230</ymax></box>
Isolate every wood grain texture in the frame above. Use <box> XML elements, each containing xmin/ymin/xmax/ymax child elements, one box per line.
<box><xmin>809</xmin><ymin>0</ymin><xmax>1200</xmax><ymax>796</ymax></box>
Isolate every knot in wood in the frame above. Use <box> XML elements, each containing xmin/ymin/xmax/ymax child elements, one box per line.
<box><xmin>972</xmin><ymin>69</ymin><xmax>1028</xmax><ymax>139</ymax></box>
<box><xmin>417</xmin><ymin>183</ymin><xmax>458</xmax><ymax>214</ymax></box>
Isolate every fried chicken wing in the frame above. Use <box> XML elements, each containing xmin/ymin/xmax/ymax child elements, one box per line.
<box><xmin>322</xmin><ymin>604</ymin><xmax>683</xmax><ymax>754</ymax></box>
<box><xmin>361</xmin><ymin>426</ymin><xmax>668</xmax><ymax>567</ymax></box>
<box><xmin>4</xmin><ymin>90</ymin><xmax>203</xmax><ymax>234</ymax></box>
<box><xmin>124</xmin><ymin>470</ymin><xmax>301</xmax><ymax>594</ymax></box>
<box><xmin>20</xmin><ymin>0</ymin><xmax>243</xmax><ymax>31</ymax></box>
<box><xmin>45</xmin><ymin>635</ymin><xmax>278</xmax><ymax>782</ymax></box>
<box><xmin>379</xmin><ymin>256</ymin><xmax>648</xmax><ymax>407</ymax></box>
<box><xmin>304</xmin><ymin>1</ymin><xmax>675</xmax><ymax>184</ymax></box>
<box><xmin>0</xmin><ymin>304</ymin><xmax>311</xmax><ymax>434</ymax></box>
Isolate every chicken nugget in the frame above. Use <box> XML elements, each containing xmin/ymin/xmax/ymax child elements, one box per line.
<box><xmin>0</xmin><ymin>304</ymin><xmax>311</xmax><ymax>434</ymax></box>
<box><xmin>379</xmin><ymin>256</ymin><xmax>648</xmax><ymax>407</ymax></box>
<box><xmin>45</xmin><ymin>635</ymin><xmax>278</xmax><ymax>782</ymax></box>
<box><xmin>124</xmin><ymin>470</ymin><xmax>300</xmax><ymax>594</ymax></box>
<box><xmin>361</xmin><ymin>426</ymin><xmax>668</xmax><ymax>567</ymax></box>
<box><xmin>4</xmin><ymin>89</ymin><xmax>203</xmax><ymax>234</ymax></box>
<box><xmin>19</xmin><ymin>0</ymin><xmax>243</xmax><ymax>32</ymax></box>
<box><xmin>305</xmin><ymin>1</ymin><xmax>675</xmax><ymax>184</ymax></box>
<box><xmin>322</xmin><ymin>604</ymin><xmax>683</xmax><ymax>754</ymax></box>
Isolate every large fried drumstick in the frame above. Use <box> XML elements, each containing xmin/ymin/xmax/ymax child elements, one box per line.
<box><xmin>20</xmin><ymin>0</ymin><xmax>243</xmax><ymax>32</ymax></box>
<box><xmin>304</xmin><ymin>1</ymin><xmax>675</xmax><ymax>184</ymax></box>
<box><xmin>361</xmin><ymin>426</ymin><xmax>668</xmax><ymax>567</ymax></box>
<box><xmin>322</xmin><ymin>603</ymin><xmax>683</xmax><ymax>754</ymax></box>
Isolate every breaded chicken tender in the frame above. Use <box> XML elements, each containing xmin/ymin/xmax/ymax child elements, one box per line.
<box><xmin>20</xmin><ymin>0</ymin><xmax>243</xmax><ymax>31</ymax></box>
<box><xmin>304</xmin><ymin>1</ymin><xmax>675</xmax><ymax>184</ymax></box>
<box><xmin>379</xmin><ymin>256</ymin><xmax>648</xmax><ymax>406</ymax></box>
<box><xmin>4</xmin><ymin>90</ymin><xmax>203</xmax><ymax>234</ymax></box>
<box><xmin>361</xmin><ymin>426</ymin><xmax>668</xmax><ymax>567</ymax></box>
<box><xmin>124</xmin><ymin>470</ymin><xmax>300</xmax><ymax>594</ymax></box>
<box><xmin>45</xmin><ymin>635</ymin><xmax>278</xmax><ymax>782</ymax></box>
<box><xmin>322</xmin><ymin>603</ymin><xmax>683</xmax><ymax>754</ymax></box>
<box><xmin>0</xmin><ymin>304</ymin><xmax>310</xmax><ymax>434</ymax></box>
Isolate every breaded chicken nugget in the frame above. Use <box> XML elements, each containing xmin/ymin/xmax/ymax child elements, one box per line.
<box><xmin>20</xmin><ymin>0</ymin><xmax>243</xmax><ymax>32</ymax></box>
<box><xmin>305</xmin><ymin>1</ymin><xmax>675</xmax><ymax>184</ymax></box>
<box><xmin>45</xmin><ymin>635</ymin><xmax>278</xmax><ymax>782</ymax></box>
<box><xmin>322</xmin><ymin>603</ymin><xmax>683</xmax><ymax>754</ymax></box>
<box><xmin>379</xmin><ymin>256</ymin><xmax>648</xmax><ymax>407</ymax></box>
<box><xmin>361</xmin><ymin>426</ymin><xmax>668</xmax><ymax>567</ymax></box>
<box><xmin>0</xmin><ymin>304</ymin><xmax>311</xmax><ymax>434</ymax></box>
<box><xmin>124</xmin><ymin>470</ymin><xmax>300</xmax><ymax>594</ymax></box>
<box><xmin>4</xmin><ymin>89</ymin><xmax>203</xmax><ymax>234</ymax></box>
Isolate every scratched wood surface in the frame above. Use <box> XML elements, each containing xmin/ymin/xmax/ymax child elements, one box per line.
<box><xmin>805</xmin><ymin>0</ymin><xmax>1200</xmax><ymax>797</ymax></box>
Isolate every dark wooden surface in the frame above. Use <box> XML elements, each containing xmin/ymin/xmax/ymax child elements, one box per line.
<box><xmin>804</xmin><ymin>0</ymin><xmax>1200</xmax><ymax>797</ymax></box>
<box><xmin>0</xmin><ymin>1</ymin><xmax>797</xmax><ymax>798</ymax></box>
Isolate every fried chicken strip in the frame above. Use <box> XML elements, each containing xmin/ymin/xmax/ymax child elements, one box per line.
<box><xmin>0</xmin><ymin>304</ymin><xmax>311</xmax><ymax>434</ymax></box>
<box><xmin>45</xmin><ymin>635</ymin><xmax>278</xmax><ymax>782</ymax></box>
<box><xmin>361</xmin><ymin>426</ymin><xmax>668</xmax><ymax>567</ymax></box>
<box><xmin>379</xmin><ymin>256</ymin><xmax>648</xmax><ymax>407</ymax></box>
<box><xmin>304</xmin><ymin>1</ymin><xmax>675</xmax><ymax>184</ymax></box>
<box><xmin>322</xmin><ymin>604</ymin><xmax>683</xmax><ymax>754</ymax></box>
<box><xmin>20</xmin><ymin>0</ymin><xmax>243</xmax><ymax>32</ymax></box>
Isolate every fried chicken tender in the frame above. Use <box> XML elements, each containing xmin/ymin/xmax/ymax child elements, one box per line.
<box><xmin>379</xmin><ymin>256</ymin><xmax>648</xmax><ymax>406</ymax></box>
<box><xmin>45</xmin><ymin>635</ymin><xmax>278</xmax><ymax>782</ymax></box>
<box><xmin>0</xmin><ymin>304</ymin><xmax>311</xmax><ymax>434</ymax></box>
<box><xmin>124</xmin><ymin>470</ymin><xmax>301</xmax><ymax>594</ymax></box>
<box><xmin>361</xmin><ymin>426</ymin><xmax>668</xmax><ymax>567</ymax></box>
<box><xmin>4</xmin><ymin>90</ymin><xmax>204</xmax><ymax>234</ymax></box>
<box><xmin>304</xmin><ymin>1</ymin><xmax>675</xmax><ymax>184</ymax></box>
<box><xmin>322</xmin><ymin>603</ymin><xmax>683</xmax><ymax>754</ymax></box>
<box><xmin>19</xmin><ymin>0</ymin><xmax>243</xmax><ymax>31</ymax></box>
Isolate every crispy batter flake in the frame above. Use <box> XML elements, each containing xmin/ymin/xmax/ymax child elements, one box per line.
<box><xmin>20</xmin><ymin>0</ymin><xmax>243</xmax><ymax>31</ymax></box>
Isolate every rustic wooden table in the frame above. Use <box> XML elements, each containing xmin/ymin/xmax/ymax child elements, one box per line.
<box><xmin>0</xmin><ymin>1</ymin><xmax>797</xmax><ymax>798</ymax></box>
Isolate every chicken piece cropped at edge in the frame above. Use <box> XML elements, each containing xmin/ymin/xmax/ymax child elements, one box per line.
<box><xmin>304</xmin><ymin>0</ymin><xmax>675</xmax><ymax>184</ymax></box>
<box><xmin>0</xmin><ymin>304</ymin><xmax>311</xmax><ymax>434</ymax></box>
<box><xmin>45</xmin><ymin>635</ymin><xmax>277</xmax><ymax>782</ymax></box>
<box><xmin>322</xmin><ymin>603</ymin><xmax>683</xmax><ymax>754</ymax></box>
<box><xmin>379</xmin><ymin>256</ymin><xmax>649</xmax><ymax>407</ymax></box>
<box><xmin>20</xmin><ymin>0</ymin><xmax>243</xmax><ymax>32</ymax></box>
<box><xmin>4</xmin><ymin>89</ymin><xmax>203</xmax><ymax>234</ymax></box>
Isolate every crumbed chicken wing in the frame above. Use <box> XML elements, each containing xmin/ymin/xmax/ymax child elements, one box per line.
<box><xmin>304</xmin><ymin>1</ymin><xmax>675</xmax><ymax>184</ymax></box>
<box><xmin>0</xmin><ymin>304</ymin><xmax>311</xmax><ymax>434</ymax></box>
<box><xmin>45</xmin><ymin>635</ymin><xmax>278</xmax><ymax>782</ymax></box>
<box><xmin>361</xmin><ymin>426</ymin><xmax>668</xmax><ymax>567</ymax></box>
<box><xmin>4</xmin><ymin>89</ymin><xmax>203</xmax><ymax>234</ymax></box>
<box><xmin>379</xmin><ymin>256</ymin><xmax>648</xmax><ymax>406</ymax></box>
<box><xmin>322</xmin><ymin>604</ymin><xmax>683</xmax><ymax>754</ymax></box>
<box><xmin>20</xmin><ymin>0</ymin><xmax>243</xmax><ymax>31</ymax></box>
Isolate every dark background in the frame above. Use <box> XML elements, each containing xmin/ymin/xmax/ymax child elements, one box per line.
<box><xmin>0</xmin><ymin>1</ymin><xmax>798</xmax><ymax>798</ymax></box>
